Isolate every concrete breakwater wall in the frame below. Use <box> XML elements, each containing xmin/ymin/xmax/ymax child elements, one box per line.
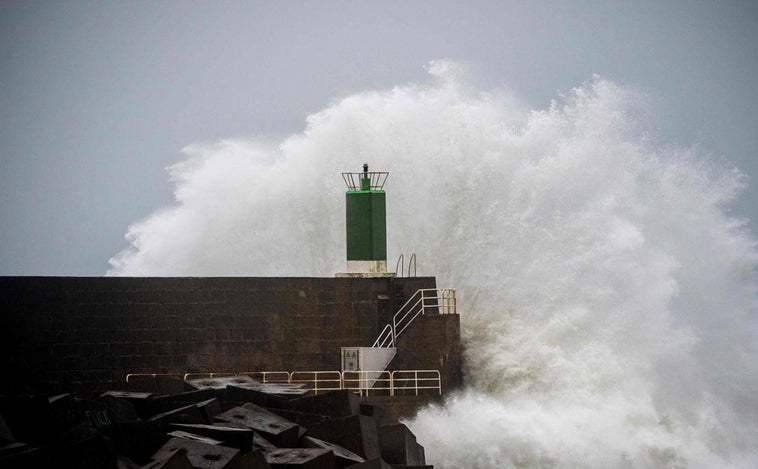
<box><xmin>0</xmin><ymin>276</ymin><xmax>461</xmax><ymax>397</ymax></box>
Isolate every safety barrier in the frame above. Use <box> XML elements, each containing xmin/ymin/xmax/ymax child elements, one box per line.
<box><xmin>125</xmin><ymin>372</ymin><xmax>182</xmax><ymax>382</ymax></box>
<box><xmin>289</xmin><ymin>371</ymin><xmax>342</xmax><ymax>394</ymax></box>
<box><xmin>373</xmin><ymin>288</ymin><xmax>457</xmax><ymax>348</ymax></box>
<box><xmin>342</xmin><ymin>370</ymin><xmax>392</xmax><ymax>396</ymax></box>
<box><xmin>239</xmin><ymin>371</ymin><xmax>291</xmax><ymax>383</ymax></box>
<box><xmin>124</xmin><ymin>369</ymin><xmax>441</xmax><ymax>396</ymax></box>
<box><xmin>391</xmin><ymin>370</ymin><xmax>442</xmax><ymax>396</ymax></box>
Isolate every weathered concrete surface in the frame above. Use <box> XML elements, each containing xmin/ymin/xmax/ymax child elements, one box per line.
<box><xmin>148</xmin><ymin>403</ymin><xmax>205</xmax><ymax>425</ymax></box>
<box><xmin>304</xmin><ymin>436</ymin><xmax>365</xmax><ymax>468</ymax></box>
<box><xmin>377</xmin><ymin>424</ymin><xmax>424</xmax><ymax>466</ymax></box>
<box><xmin>343</xmin><ymin>458</ymin><xmax>393</xmax><ymax>469</ymax></box>
<box><xmin>141</xmin><ymin>447</ymin><xmax>194</xmax><ymax>469</ymax></box>
<box><xmin>169</xmin><ymin>423</ymin><xmax>255</xmax><ymax>453</ymax></box>
<box><xmin>265</xmin><ymin>447</ymin><xmax>335</xmax><ymax>469</ymax></box>
<box><xmin>215</xmin><ymin>404</ymin><xmax>300</xmax><ymax>448</ymax></box>
<box><xmin>166</xmin><ymin>430</ymin><xmax>224</xmax><ymax>446</ymax></box>
<box><xmin>151</xmin><ymin>437</ymin><xmax>241</xmax><ymax>468</ymax></box>
<box><xmin>0</xmin><ymin>276</ymin><xmax>442</xmax><ymax>394</ymax></box>
<box><xmin>149</xmin><ymin>389</ymin><xmax>217</xmax><ymax>415</ymax></box>
<box><xmin>0</xmin><ymin>379</ymin><xmax>435</xmax><ymax>468</ymax></box>
<box><xmin>308</xmin><ymin>415</ymin><xmax>381</xmax><ymax>460</ymax></box>
<box><xmin>286</xmin><ymin>391</ymin><xmax>361</xmax><ymax>419</ymax></box>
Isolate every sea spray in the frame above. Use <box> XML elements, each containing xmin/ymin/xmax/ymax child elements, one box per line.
<box><xmin>109</xmin><ymin>61</ymin><xmax>758</xmax><ymax>468</ymax></box>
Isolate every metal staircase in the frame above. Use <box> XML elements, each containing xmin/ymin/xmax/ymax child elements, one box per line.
<box><xmin>341</xmin><ymin>288</ymin><xmax>457</xmax><ymax>393</ymax></box>
<box><xmin>373</xmin><ymin>288</ymin><xmax>457</xmax><ymax>348</ymax></box>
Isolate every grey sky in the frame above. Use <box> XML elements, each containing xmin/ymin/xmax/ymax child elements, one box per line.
<box><xmin>1</xmin><ymin>1</ymin><xmax>757</xmax><ymax>275</ymax></box>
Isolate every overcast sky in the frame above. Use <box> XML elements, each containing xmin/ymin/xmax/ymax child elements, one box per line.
<box><xmin>1</xmin><ymin>1</ymin><xmax>757</xmax><ymax>276</ymax></box>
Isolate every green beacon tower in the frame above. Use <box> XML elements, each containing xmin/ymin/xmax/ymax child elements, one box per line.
<box><xmin>341</xmin><ymin>164</ymin><xmax>390</xmax><ymax>276</ymax></box>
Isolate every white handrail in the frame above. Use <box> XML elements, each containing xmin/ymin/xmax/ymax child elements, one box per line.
<box><xmin>341</xmin><ymin>370</ymin><xmax>392</xmax><ymax>396</ymax></box>
<box><xmin>391</xmin><ymin>370</ymin><xmax>442</xmax><ymax>396</ymax></box>
<box><xmin>373</xmin><ymin>324</ymin><xmax>394</xmax><ymax>347</ymax></box>
<box><xmin>290</xmin><ymin>371</ymin><xmax>342</xmax><ymax>395</ymax></box>
<box><xmin>374</xmin><ymin>288</ymin><xmax>457</xmax><ymax>348</ymax></box>
<box><xmin>125</xmin><ymin>373</ymin><xmax>182</xmax><ymax>382</ymax></box>
<box><xmin>126</xmin><ymin>369</ymin><xmax>442</xmax><ymax>396</ymax></box>
<box><xmin>239</xmin><ymin>371</ymin><xmax>291</xmax><ymax>383</ymax></box>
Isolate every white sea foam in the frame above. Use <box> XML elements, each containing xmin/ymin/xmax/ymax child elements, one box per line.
<box><xmin>109</xmin><ymin>61</ymin><xmax>758</xmax><ymax>468</ymax></box>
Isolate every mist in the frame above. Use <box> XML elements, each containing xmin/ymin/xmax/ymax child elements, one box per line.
<box><xmin>109</xmin><ymin>62</ymin><xmax>758</xmax><ymax>468</ymax></box>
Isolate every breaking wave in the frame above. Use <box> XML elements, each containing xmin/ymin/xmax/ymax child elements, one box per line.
<box><xmin>109</xmin><ymin>61</ymin><xmax>758</xmax><ymax>468</ymax></box>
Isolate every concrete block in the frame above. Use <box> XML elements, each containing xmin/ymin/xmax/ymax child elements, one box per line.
<box><xmin>304</xmin><ymin>436</ymin><xmax>365</xmax><ymax>468</ymax></box>
<box><xmin>359</xmin><ymin>403</ymin><xmax>387</xmax><ymax>426</ymax></box>
<box><xmin>75</xmin><ymin>398</ymin><xmax>116</xmax><ymax>431</ymax></box>
<box><xmin>169</xmin><ymin>423</ymin><xmax>254</xmax><ymax>453</ymax></box>
<box><xmin>141</xmin><ymin>447</ymin><xmax>194</xmax><ymax>469</ymax></box>
<box><xmin>226</xmin><ymin>382</ymin><xmax>311</xmax><ymax>404</ymax></box>
<box><xmin>49</xmin><ymin>393</ymin><xmax>81</xmax><ymax>434</ymax></box>
<box><xmin>97</xmin><ymin>394</ymin><xmax>139</xmax><ymax>424</ymax></box>
<box><xmin>377</xmin><ymin>424</ymin><xmax>422</xmax><ymax>466</ymax></box>
<box><xmin>185</xmin><ymin>375</ymin><xmax>258</xmax><ymax>391</ymax></box>
<box><xmin>54</xmin><ymin>423</ymin><xmax>118</xmax><ymax>468</ymax></box>
<box><xmin>151</xmin><ymin>437</ymin><xmax>241</xmax><ymax>469</ymax></box>
<box><xmin>254</xmin><ymin>433</ymin><xmax>279</xmax><ymax>453</ymax></box>
<box><xmin>150</xmin><ymin>389</ymin><xmax>217</xmax><ymax>415</ymax></box>
<box><xmin>386</xmin><ymin>465</ymin><xmax>433</xmax><ymax>469</ymax></box>
<box><xmin>308</xmin><ymin>415</ymin><xmax>380</xmax><ymax>460</ymax></box>
<box><xmin>0</xmin><ymin>441</ymin><xmax>27</xmax><ymax>457</ymax></box>
<box><xmin>195</xmin><ymin>398</ymin><xmax>222</xmax><ymax>424</ymax></box>
<box><xmin>343</xmin><ymin>457</ymin><xmax>393</xmax><ymax>469</ymax></box>
<box><xmin>167</xmin><ymin>430</ymin><xmax>224</xmax><ymax>446</ymax></box>
<box><xmin>224</xmin><ymin>385</ymin><xmax>288</xmax><ymax>409</ymax></box>
<box><xmin>112</xmin><ymin>420</ymin><xmax>170</xmax><ymax>465</ymax></box>
<box><xmin>0</xmin><ymin>412</ymin><xmax>14</xmax><ymax>443</ymax></box>
<box><xmin>148</xmin><ymin>403</ymin><xmax>205</xmax><ymax>425</ymax></box>
<box><xmin>266</xmin><ymin>408</ymin><xmax>330</xmax><ymax>428</ymax></box>
<box><xmin>215</xmin><ymin>404</ymin><xmax>300</xmax><ymax>448</ymax></box>
<box><xmin>238</xmin><ymin>448</ymin><xmax>272</xmax><ymax>469</ymax></box>
<box><xmin>264</xmin><ymin>447</ymin><xmax>335</xmax><ymax>469</ymax></box>
<box><xmin>285</xmin><ymin>391</ymin><xmax>360</xmax><ymax>418</ymax></box>
<box><xmin>101</xmin><ymin>390</ymin><xmax>154</xmax><ymax>418</ymax></box>
<box><xmin>0</xmin><ymin>443</ymin><xmax>47</xmax><ymax>467</ymax></box>
<box><xmin>116</xmin><ymin>452</ymin><xmax>142</xmax><ymax>469</ymax></box>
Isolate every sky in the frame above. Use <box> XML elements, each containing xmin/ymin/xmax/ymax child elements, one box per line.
<box><xmin>1</xmin><ymin>0</ymin><xmax>757</xmax><ymax>276</ymax></box>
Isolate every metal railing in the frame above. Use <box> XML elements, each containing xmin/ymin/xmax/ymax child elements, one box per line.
<box><xmin>391</xmin><ymin>370</ymin><xmax>442</xmax><ymax>396</ymax></box>
<box><xmin>342</xmin><ymin>171</ymin><xmax>389</xmax><ymax>191</ymax></box>
<box><xmin>373</xmin><ymin>324</ymin><xmax>394</xmax><ymax>348</ymax></box>
<box><xmin>125</xmin><ymin>373</ymin><xmax>182</xmax><ymax>382</ymax></box>
<box><xmin>124</xmin><ymin>369</ymin><xmax>441</xmax><ymax>396</ymax></box>
<box><xmin>373</xmin><ymin>288</ymin><xmax>457</xmax><ymax>348</ymax></box>
<box><xmin>290</xmin><ymin>371</ymin><xmax>342</xmax><ymax>394</ymax></box>
<box><xmin>395</xmin><ymin>253</ymin><xmax>417</xmax><ymax>278</ymax></box>
<box><xmin>182</xmin><ymin>372</ymin><xmax>236</xmax><ymax>381</ymax></box>
<box><xmin>239</xmin><ymin>371</ymin><xmax>291</xmax><ymax>383</ymax></box>
<box><xmin>342</xmin><ymin>370</ymin><xmax>392</xmax><ymax>396</ymax></box>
